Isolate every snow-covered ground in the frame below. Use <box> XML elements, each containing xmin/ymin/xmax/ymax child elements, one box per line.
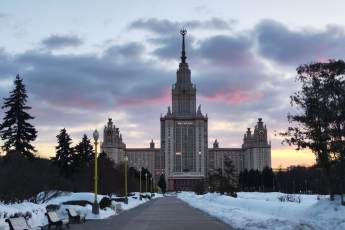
<box><xmin>0</xmin><ymin>192</ymin><xmax>160</xmax><ymax>230</ymax></box>
<box><xmin>178</xmin><ymin>192</ymin><xmax>345</xmax><ymax>230</ymax></box>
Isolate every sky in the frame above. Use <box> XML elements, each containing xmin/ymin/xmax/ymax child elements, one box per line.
<box><xmin>1</xmin><ymin>0</ymin><xmax>345</xmax><ymax>168</ymax></box>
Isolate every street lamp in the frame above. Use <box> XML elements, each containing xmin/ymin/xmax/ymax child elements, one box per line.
<box><xmin>92</xmin><ymin>129</ymin><xmax>100</xmax><ymax>214</ymax></box>
<box><xmin>139</xmin><ymin>168</ymin><xmax>142</xmax><ymax>200</ymax></box>
<box><xmin>124</xmin><ymin>154</ymin><xmax>128</xmax><ymax>204</ymax></box>
<box><xmin>151</xmin><ymin>177</ymin><xmax>153</xmax><ymax>194</ymax></box>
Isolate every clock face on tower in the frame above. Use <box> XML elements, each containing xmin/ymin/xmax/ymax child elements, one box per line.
<box><xmin>259</xmin><ymin>130</ymin><xmax>264</xmax><ymax>135</ymax></box>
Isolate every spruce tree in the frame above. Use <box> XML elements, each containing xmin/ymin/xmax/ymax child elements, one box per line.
<box><xmin>158</xmin><ymin>174</ymin><xmax>167</xmax><ymax>194</ymax></box>
<box><xmin>74</xmin><ymin>134</ymin><xmax>94</xmax><ymax>169</ymax></box>
<box><xmin>52</xmin><ymin>128</ymin><xmax>74</xmax><ymax>178</ymax></box>
<box><xmin>0</xmin><ymin>74</ymin><xmax>37</xmax><ymax>158</ymax></box>
<box><xmin>262</xmin><ymin>167</ymin><xmax>274</xmax><ymax>191</ymax></box>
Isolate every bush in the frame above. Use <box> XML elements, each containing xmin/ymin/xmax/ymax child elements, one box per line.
<box><xmin>99</xmin><ymin>197</ymin><xmax>112</xmax><ymax>209</ymax></box>
<box><xmin>229</xmin><ymin>192</ymin><xmax>237</xmax><ymax>198</ymax></box>
<box><xmin>193</xmin><ymin>180</ymin><xmax>205</xmax><ymax>195</ymax></box>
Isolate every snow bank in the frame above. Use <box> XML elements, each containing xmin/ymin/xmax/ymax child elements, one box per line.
<box><xmin>178</xmin><ymin>192</ymin><xmax>345</xmax><ymax>230</ymax></box>
<box><xmin>0</xmin><ymin>192</ymin><xmax>158</xmax><ymax>230</ymax></box>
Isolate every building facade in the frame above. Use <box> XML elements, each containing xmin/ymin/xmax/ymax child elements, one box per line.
<box><xmin>101</xmin><ymin>31</ymin><xmax>271</xmax><ymax>191</ymax></box>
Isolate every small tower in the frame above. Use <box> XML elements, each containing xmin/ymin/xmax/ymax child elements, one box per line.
<box><xmin>101</xmin><ymin>118</ymin><xmax>126</xmax><ymax>164</ymax></box>
<box><xmin>150</xmin><ymin>139</ymin><xmax>155</xmax><ymax>149</ymax></box>
<box><xmin>213</xmin><ymin>139</ymin><xmax>219</xmax><ymax>149</ymax></box>
<box><xmin>242</xmin><ymin>118</ymin><xmax>271</xmax><ymax>171</ymax></box>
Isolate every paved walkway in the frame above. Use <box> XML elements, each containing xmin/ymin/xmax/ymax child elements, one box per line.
<box><xmin>71</xmin><ymin>197</ymin><xmax>233</xmax><ymax>230</ymax></box>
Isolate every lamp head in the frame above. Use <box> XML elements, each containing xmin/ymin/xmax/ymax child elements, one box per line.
<box><xmin>93</xmin><ymin>129</ymin><xmax>99</xmax><ymax>141</ymax></box>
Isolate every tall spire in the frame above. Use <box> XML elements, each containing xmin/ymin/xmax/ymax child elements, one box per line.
<box><xmin>180</xmin><ymin>29</ymin><xmax>187</xmax><ymax>63</ymax></box>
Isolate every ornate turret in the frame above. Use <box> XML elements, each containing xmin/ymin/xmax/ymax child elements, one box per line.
<box><xmin>150</xmin><ymin>139</ymin><xmax>155</xmax><ymax>149</ymax></box>
<box><xmin>102</xmin><ymin>118</ymin><xmax>125</xmax><ymax>149</ymax></box>
<box><xmin>197</xmin><ymin>105</ymin><xmax>202</xmax><ymax>116</ymax></box>
<box><xmin>213</xmin><ymin>139</ymin><xmax>219</xmax><ymax>149</ymax></box>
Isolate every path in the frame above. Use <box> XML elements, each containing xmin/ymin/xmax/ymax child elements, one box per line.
<box><xmin>71</xmin><ymin>196</ymin><xmax>233</xmax><ymax>230</ymax></box>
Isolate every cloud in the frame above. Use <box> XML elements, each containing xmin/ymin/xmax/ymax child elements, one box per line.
<box><xmin>129</xmin><ymin>17</ymin><xmax>233</xmax><ymax>35</ymax></box>
<box><xmin>255</xmin><ymin>20</ymin><xmax>345</xmax><ymax>66</ymax></box>
<box><xmin>3</xmin><ymin>17</ymin><xmax>343</xmax><ymax>160</ymax></box>
<box><xmin>41</xmin><ymin>34</ymin><xmax>83</xmax><ymax>49</ymax></box>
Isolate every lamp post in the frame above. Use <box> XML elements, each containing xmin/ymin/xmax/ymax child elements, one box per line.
<box><xmin>151</xmin><ymin>177</ymin><xmax>153</xmax><ymax>194</ymax></box>
<box><xmin>139</xmin><ymin>168</ymin><xmax>142</xmax><ymax>200</ymax></box>
<box><xmin>124</xmin><ymin>154</ymin><xmax>128</xmax><ymax>204</ymax></box>
<box><xmin>92</xmin><ymin>129</ymin><xmax>100</xmax><ymax>214</ymax></box>
<box><xmin>145</xmin><ymin>173</ymin><xmax>148</xmax><ymax>194</ymax></box>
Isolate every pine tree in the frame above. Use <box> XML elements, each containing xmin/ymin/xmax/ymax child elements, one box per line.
<box><xmin>221</xmin><ymin>158</ymin><xmax>238</xmax><ymax>194</ymax></box>
<box><xmin>158</xmin><ymin>174</ymin><xmax>166</xmax><ymax>194</ymax></box>
<box><xmin>0</xmin><ymin>74</ymin><xmax>37</xmax><ymax>158</ymax></box>
<box><xmin>262</xmin><ymin>167</ymin><xmax>274</xmax><ymax>191</ymax></box>
<box><xmin>52</xmin><ymin>128</ymin><xmax>74</xmax><ymax>178</ymax></box>
<box><xmin>74</xmin><ymin>134</ymin><xmax>94</xmax><ymax>170</ymax></box>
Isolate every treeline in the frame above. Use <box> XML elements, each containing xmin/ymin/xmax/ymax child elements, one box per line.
<box><xmin>239</xmin><ymin>166</ymin><xmax>330</xmax><ymax>194</ymax></box>
<box><xmin>0</xmin><ymin>151</ymin><xmax>154</xmax><ymax>203</ymax></box>
<box><xmin>0</xmin><ymin>74</ymin><xmax>155</xmax><ymax>203</ymax></box>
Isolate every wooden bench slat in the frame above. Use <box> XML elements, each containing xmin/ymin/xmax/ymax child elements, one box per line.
<box><xmin>6</xmin><ymin>217</ymin><xmax>40</xmax><ymax>230</ymax></box>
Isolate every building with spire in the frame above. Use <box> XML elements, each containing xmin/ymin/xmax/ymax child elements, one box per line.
<box><xmin>101</xmin><ymin>30</ymin><xmax>271</xmax><ymax>191</ymax></box>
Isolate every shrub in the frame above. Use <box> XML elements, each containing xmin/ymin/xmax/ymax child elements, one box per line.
<box><xmin>193</xmin><ymin>181</ymin><xmax>205</xmax><ymax>195</ymax></box>
<box><xmin>229</xmin><ymin>192</ymin><xmax>237</xmax><ymax>198</ymax></box>
<box><xmin>99</xmin><ymin>197</ymin><xmax>112</xmax><ymax>209</ymax></box>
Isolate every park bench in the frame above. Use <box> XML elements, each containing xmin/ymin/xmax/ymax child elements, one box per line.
<box><xmin>5</xmin><ymin>217</ymin><xmax>41</xmax><ymax>230</ymax></box>
<box><xmin>66</xmin><ymin>208</ymin><xmax>86</xmax><ymax>224</ymax></box>
<box><xmin>45</xmin><ymin>211</ymin><xmax>69</xmax><ymax>230</ymax></box>
<box><xmin>114</xmin><ymin>203</ymin><xmax>123</xmax><ymax>214</ymax></box>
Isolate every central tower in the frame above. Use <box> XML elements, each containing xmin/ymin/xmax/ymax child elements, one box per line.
<box><xmin>161</xmin><ymin>30</ymin><xmax>208</xmax><ymax>191</ymax></box>
<box><xmin>172</xmin><ymin>29</ymin><xmax>196</xmax><ymax>116</ymax></box>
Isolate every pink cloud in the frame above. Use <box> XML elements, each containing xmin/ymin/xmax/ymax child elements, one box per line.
<box><xmin>202</xmin><ymin>90</ymin><xmax>263</xmax><ymax>105</ymax></box>
<box><xmin>118</xmin><ymin>90</ymin><xmax>170</xmax><ymax>107</ymax></box>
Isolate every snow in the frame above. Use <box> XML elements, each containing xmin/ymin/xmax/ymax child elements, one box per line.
<box><xmin>178</xmin><ymin>192</ymin><xmax>345</xmax><ymax>230</ymax></box>
<box><xmin>0</xmin><ymin>192</ymin><xmax>159</xmax><ymax>230</ymax></box>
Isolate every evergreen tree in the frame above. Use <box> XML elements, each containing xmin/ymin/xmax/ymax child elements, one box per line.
<box><xmin>52</xmin><ymin>128</ymin><xmax>74</xmax><ymax>178</ymax></box>
<box><xmin>262</xmin><ymin>167</ymin><xmax>274</xmax><ymax>191</ymax></box>
<box><xmin>248</xmin><ymin>169</ymin><xmax>256</xmax><ymax>191</ymax></box>
<box><xmin>98</xmin><ymin>151</ymin><xmax>117</xmax><ymax>196</ymax></box>
<box><xmin>242</xmin><ymin>169</ymin><xmax>249</xmax><ymax>191</ymax></box>
<box><xmin>158</xmin><ymin>174</ymin><xmax>167</xmax><ymax>194</ymax></box>
<box><xmin>0</xmin><ymin>74</ymin><xmax>37</xmax><ymax>158</ymax></box>
<box><xmin>208</xmin><ymin>168</ymin><xmax>222</xmax><ymax>192</ymax></box>
<box><xmin>222</xmin><ymin>158</ymin><xmax>238</xmax><ymax>192</ymax></box>
<box><xmin>74</xmin><ymin>134</ymin><xmax>94</xmax><ymax>170</ymax></box>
